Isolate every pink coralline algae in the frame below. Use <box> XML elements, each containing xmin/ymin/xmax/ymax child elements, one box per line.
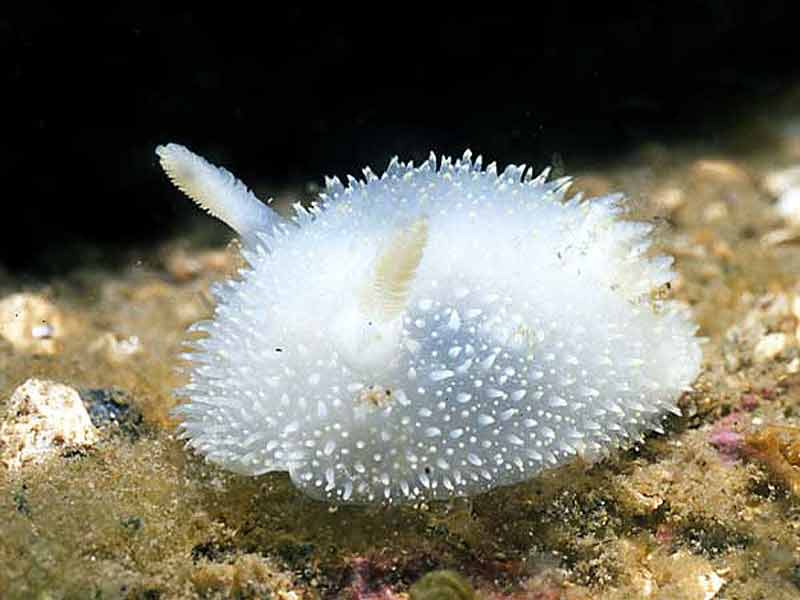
<box><xmin>343</xmin><ymin>558</ymin><xmax>404</xmax><ymax>600</ymax></box>
<box><xmin>708</xmin><ymin>413</ymin><xmax>748</xmax><ymax>463</ymax></box>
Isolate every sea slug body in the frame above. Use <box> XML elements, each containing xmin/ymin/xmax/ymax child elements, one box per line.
<box><xmin>157</xmin><ymin>144</ymin><xmax>702</xmax><ymax>504</ymax></box>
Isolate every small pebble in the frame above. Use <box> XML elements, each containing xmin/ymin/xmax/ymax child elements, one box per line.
<box><xmin>792</xmin><ymin>294</ymin><xmax>800</xmax><ymax>321</ymax></box>
<box><xmin>753</xmin><ymin>332</ymin><xmax>789</xmax><ymax>363</ymax></box>
<box><xmin>0</xmin><ymin>293</ymin><xmax>65</xmax><ymax>355</ymax></box>
<box><xmin>0</xmin><ymin>378</ymin><xmax>99</xmax><ymax>471</ymax></box>
<box><xmin>762</xmin><ymin>165</ymin><xmax>800</xmax><ymax>198</ymax></box>
<box><xmin>788</xmin><ymin>357</ymin><xmax>800</xmax><ymax>374</ymax></box>
<box><xmin>762</xmin><ymin>165</ymin><xmax>800</xmax><ymax>226</ymax></box>
<box><xmin>776</xmin><ymin>188</ymin><xmax>800</xmax><ymax>227</ymax></box>
<box><xmin>667</xmin><ymin>553</ymin><xmax>726</xmax><ymax>600</ymax></box>
<box><xmin>702</xmin><ymin>201</ymin><xmax>729</xmax><ymax>223</ymax></box>
<box><xmin>760</xmin><ymin>227</ymin><xmax>800</xmax><ymax>247</ymax></box>
<box><xmin>690</xmin><ymin>159</ymin><xmax>750</xmax><ymax>185</ymax></box>
<box><xmin>653</xmin><ymin>186</ymin><xmax>686</xmax><ymax>211</ymax></box>
<box><xmin>697</xmin><ymin>570</ymin><xmax>725</xmax><ymax>600</ymax></box>
<box><xmin>88</xmin><ymin>332</ymin><xmax>142</xmax><ymax>363</ymax></box>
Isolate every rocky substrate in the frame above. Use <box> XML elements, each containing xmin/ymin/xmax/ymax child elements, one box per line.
<box><xmin>4</xmin><ymin>100</ymin><xmax>800</xmax><ymax>599</ymax></box>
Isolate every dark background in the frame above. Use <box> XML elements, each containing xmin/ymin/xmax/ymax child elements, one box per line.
<box><xmin>3</xmin><ymin>4</ymin><xmax>799</xmax><ymax>275</ymax></box>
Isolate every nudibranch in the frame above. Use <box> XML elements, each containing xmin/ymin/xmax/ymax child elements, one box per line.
<box><xmin>157</xmin><ymin>143</ymin><xmax>702</xmax><ymax>504</ymax></box>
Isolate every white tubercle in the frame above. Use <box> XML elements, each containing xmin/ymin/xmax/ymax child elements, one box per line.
<box><xmin>156</xmin><ymin>143</ymin><xmax>280</xmax><ymax>244</ymax></box>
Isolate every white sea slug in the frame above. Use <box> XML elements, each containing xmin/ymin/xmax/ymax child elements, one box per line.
<box><xmin>157</xmin><ymin>143</ymin><xmax>702</xmax><ymax>504</ymax></box>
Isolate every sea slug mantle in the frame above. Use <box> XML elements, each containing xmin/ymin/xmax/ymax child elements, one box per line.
<box><xmin>157</xmin><ymin>143</ymin><xmax>702</xmax><ymax>504</ymax></box>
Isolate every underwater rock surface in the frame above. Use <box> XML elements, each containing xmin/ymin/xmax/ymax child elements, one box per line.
<box><xmin>0</xmin><ymin>379</ymin><xmax>99</xmax><ymax>472</ymax></box>
<box><xmin>5</xmin><ymin>103</ymin><xmax>800</xmax><ymax>597</ymax></box>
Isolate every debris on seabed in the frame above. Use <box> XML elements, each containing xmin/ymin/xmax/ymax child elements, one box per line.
<box><xmin>762</xmin><ymin>164</ymin><xmax>800</xmax><ymax>226</ymax></box>
<box><xmin>162</xmin><ymin>245</ymin><xmax>240</xmax><ymax>282</ymax></box>
<box><xmin>753</xmin><ymin>332</ymin><xmax>790</xmax><ymax>363</ymax></box>
<box><xmin>0</xmin><ymin>378</ymin><xmax>99</xmax><ymax>471</ymax></box>
<box><xmin>88</xmin><ymin>332</ymin><xmax>143</xmax><ymax>363</ymax></box>
<box><xmin>79</xmin><ymin>388</ymin><xmax>145</xmax><ymax>440</ymax></box>
<box><xmin>0</xmin><ymin>293</ymin><xmax>66</xmax><ymax>355</ymax></box>
<box><xmin>745</xmin><ymin>425</ymin><xmax>800</xmax><ymax>497</ymax></box>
